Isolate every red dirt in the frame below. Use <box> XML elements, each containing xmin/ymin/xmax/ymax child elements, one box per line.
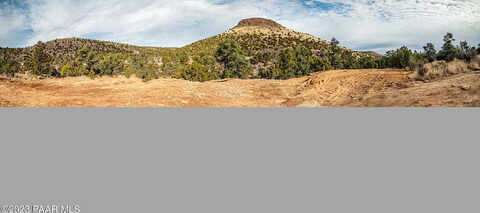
<box><xmin>1</xmin><ymin>69</ymin><xmax>479</xmax><ymax>107</ymax></box>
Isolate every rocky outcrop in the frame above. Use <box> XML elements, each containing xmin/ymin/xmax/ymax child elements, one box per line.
<box><xmin>233</xmin><ymin>18</ymin><xmax>286</xmax><ymax>29</ymax></box>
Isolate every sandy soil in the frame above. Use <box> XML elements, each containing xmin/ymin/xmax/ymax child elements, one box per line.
<box><xmin>1</xmin><ymin>69</ymin><xmax>479</xmax><ymax>107</ymax></box>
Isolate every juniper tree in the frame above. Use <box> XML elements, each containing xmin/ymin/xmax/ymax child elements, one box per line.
<box><xmin>181</xmin><ymin>61</ymin><xmax>217</xmax><ymax>82</ymax></box>
<box><xmin>458</xmin><ymin>41</ymin><xmax>476</xmax><ymax>61</ymax></box>
<box><xmin>437</xmin><ymin>33</ymin><xmax>457</xmax><ymax>61</ymax></box>
<box><xmin>330</xmin><ymin>38</ymin><xmax>339</xmax><ymax>52</ymax></box>
<box><xmin>278</xmin><ymin>48</ymin><xmax>297</xmax><ymax>79</ymax></box>
<box><xmin>0</xmin><ymin>54</ymin><xmax>20</xmax><ymax>77</ymax></box>
<box><xmin>31</xmin><ymin>41</ymin><xmax>45</xmax><ymax>75</ymax></box>
<box><xmin>423</xmin><ymin>43</ymin><xmax>436</xmax><ymax>62</ymax></box>
<box><xmin>294</xmin><ymin>46</ymin><xmax>314</xmax><ymax>76</ymax></box>
<box><xmin>216</xmin><ymin>40</ymin><xmax>251</xmax><ymax>79</ymax></box>
<box><xmin>29</xmin><ymin>41</ymin><xmax>57</xmax><ymax>77</ymax></box>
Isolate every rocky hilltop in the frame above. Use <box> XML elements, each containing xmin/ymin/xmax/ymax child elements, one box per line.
<box><xmin>233</xmin><ymin>18</ymin><xmax>286</xmax><ymax>29</ymax></box>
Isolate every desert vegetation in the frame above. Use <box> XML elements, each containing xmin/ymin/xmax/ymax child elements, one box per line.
<box><xmin>1</xmin><ymin>18</ymin><xmax>479</xmax><ymax>83</ymax></box>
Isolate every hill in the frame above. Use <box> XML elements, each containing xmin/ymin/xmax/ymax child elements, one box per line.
<box><xmin>1</xmin><ymin>18</ymin><xmax>381</xmax><ymax>82</ymax></box>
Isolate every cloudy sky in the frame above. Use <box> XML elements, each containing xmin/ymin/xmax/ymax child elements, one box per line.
<box><xmin>1</xmin><ymin>0</ymin><xmax>479</xmax><ymax>53</ymax></box>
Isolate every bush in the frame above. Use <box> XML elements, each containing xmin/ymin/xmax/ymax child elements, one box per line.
<box><xmin>88</xmin><ymin>69</ymin><xmax>96</xmax><ymax>79</ymax></box>
<box><xmin>136</xmin><ymin>65</ymin><xmax>158</xmax><ymax>82</ymax></box>
<box><xmin>180</xmin><ymin>62</ymin><xmax>218</xmax><ymax>82</ymax></box>
<box><xmin>95</xmin><ymin>54</ymin><xmax>124</xmax><ymax>76</ymax></box>
<box><xmin>343</xmin><ymin>52</ymin><xmax>359</xmax><ymax>69</ymax></box>
<box><xmin>259</xmin><ymin>66</ymin><xmax>282</xmax><ymax>79</ymax></box>
<box><xmin>359</xmin><ymin>56</ymin><xmax>377</xmax><ymax>69</ymax></box>
<box><xmin>385</xmin><ymin>46</ymin><xmax>412</xmax><ymax>68</ymax></box>
<box><xmin>312</xmin><ymin>57</ymin><xmax>332</xmax><ymax>72</ymax></box>
<box><xmin>250</xmin><ymin>56</ymin><xmax>258</xmax><ymax>65</ymax></box>
<box><xmin>408</xmin><ymin>55</ymin><xmax>426</xmax><ymax>74</ymax></box>
<box><xmin>60</xmin><ymin>62</ymin><xmax>75</xmax><ymax>77</ymax></box>
<box><xmin>0</xmin><ymin>55</ymin><xmax>20</xmax><ymax>77</ymax></box>
<box><xmin>457</xmin><ymin>41</ymin><xmax>477</xmax><ymax>62</ymax></box>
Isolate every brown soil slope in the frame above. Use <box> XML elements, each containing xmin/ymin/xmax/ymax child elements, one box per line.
<box><xmin>1</xmin><ymin>69</ymin><xmax>479</xmax><ymax>107</ymax></box>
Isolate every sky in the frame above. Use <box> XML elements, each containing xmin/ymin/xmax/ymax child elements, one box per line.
<box><xmin>1</xmin><ymin>0</ymin><xmax>479</xmax><ymax>53</ymax></box>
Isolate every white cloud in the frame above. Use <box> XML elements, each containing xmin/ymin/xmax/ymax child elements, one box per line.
<box><xmin>0</xmin><ymin>1</ymin><xmax>30</xmax><ymax>47</ymax></box>
<box><xmin>290</xmin><ymin>0</ymin><xmax>480</xmax><ymax>52</ymax></box>
<box><xmin>1</xmin><ymin>0</ymin><xmax>479</xmax><ymax>53</ymax></box>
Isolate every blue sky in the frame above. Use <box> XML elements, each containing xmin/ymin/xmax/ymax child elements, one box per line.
<box><xmin>1</xmin><ymin>0</ymin><xmax>479</xmax><ymax>53</ymax></box>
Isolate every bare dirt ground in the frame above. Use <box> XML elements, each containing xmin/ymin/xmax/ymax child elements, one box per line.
<box><xmin>1</xmin><ymin>69</ymin><xmax>479</xmax><ymax>107</ymax></box>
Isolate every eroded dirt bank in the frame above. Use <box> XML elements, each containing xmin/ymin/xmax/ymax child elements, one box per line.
<box><xmin>1</xmin><ymin>69</ymin><xmax>479</xmax><ymax>107</ymax></box>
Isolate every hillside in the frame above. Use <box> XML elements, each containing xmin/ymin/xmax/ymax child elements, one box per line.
<box><xmin>1</xmin><ymin>18</ymin><xmax>380</xmax><ymax>82</ymax></box>
<box><xmin>179</xmin><ymin>18</ymin><xmax>376</xmax><ymax>78</ymax></box>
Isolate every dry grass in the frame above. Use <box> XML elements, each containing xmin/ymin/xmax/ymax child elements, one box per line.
<box><xmin>420</xmin><ymin>59</ymin><xmax>470</xmax><ymax>80</ymax></box>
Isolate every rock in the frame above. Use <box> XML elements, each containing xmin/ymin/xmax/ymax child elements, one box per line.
<box><xmin>460</xmin><ymin>85</ymin><xmax>471</xmax><ymax>91</ymax></box>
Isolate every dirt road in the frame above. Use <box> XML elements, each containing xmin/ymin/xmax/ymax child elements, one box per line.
<box><xmin>1</xmin><ymin>69</ymin><xmax>479</xmax><ymax>107</ymax></box>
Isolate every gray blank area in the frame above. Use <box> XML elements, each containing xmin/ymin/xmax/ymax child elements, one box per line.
<box><xmin>0</xmin><ymin>109</ymin><xmax>478</xmax><ymax>213</ymax></box>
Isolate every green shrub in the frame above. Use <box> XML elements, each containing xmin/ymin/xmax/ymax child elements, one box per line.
<box><xmin>95</xmin><ymin>54</ymin><xmax>125</xmax><ymax>76</ymax></box>
<box><xmin>88</xmin><ymin>69</ymin><xmax>96</xmax><ymax>79</ymax></box>
<box><xmin>60</xmin><ymin>62</ymin><xmax>75</xmax><ymax>77</ymax></box>
<box><xmin>359</xmin><ymin>56</ymin><xmax>377</xmax><ymax>69</ymax></box>
<box><xmin>312</xmin><ymin>57</ymin><xmax>332</xmax><ymax>71</ymax></box>
<box><xmin>385</xmin><ymin>46</ymin><xmax>412</xmax><ymax>68</ymax></box>
<box><xmin>457</xmin><ymin>41</ymin><xmax>477</xmax><ymax>62</ymax></box>
<box><xmin>408</xmin><ymin>54</ymin><xmax>426</xmax><ymax>73</ymax></box>
<box><xmin>0</xmin><ymin>55</ymin><xmax>20</xmax><ymax>77</ymax></box>
<box><xmin>259</xmin><ymin>66</ymin><xmax>282</xmax><ymax>79</ymax></box>
<box><xmin>180</xmin><ymin>62</ymin><xmax>218</xmax><ymax>82</ymax></box>
<box><xmin>136</xmin><ymin>65</ymin><xmax>158</xmax><ymax>82</ymax></box>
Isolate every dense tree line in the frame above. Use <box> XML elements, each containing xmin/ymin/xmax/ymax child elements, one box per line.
<box><xmin>161</xmin><ymin>34</ymin><xmax>480</xmax><ymax>81</ymax></box>
<box><xmin>2</xmin><ymin>33</ymin><xmax>478</xmax><ymax>82</ymax></box>
<box><xmin>57</xmin><ymin>44</ymin><xmax>159</xmax><ymax>81</ymax></box>
<box><xmin>381</xmin><ymin>33</ymin><xmax>479</xmax><ymax>73</ymax></box>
